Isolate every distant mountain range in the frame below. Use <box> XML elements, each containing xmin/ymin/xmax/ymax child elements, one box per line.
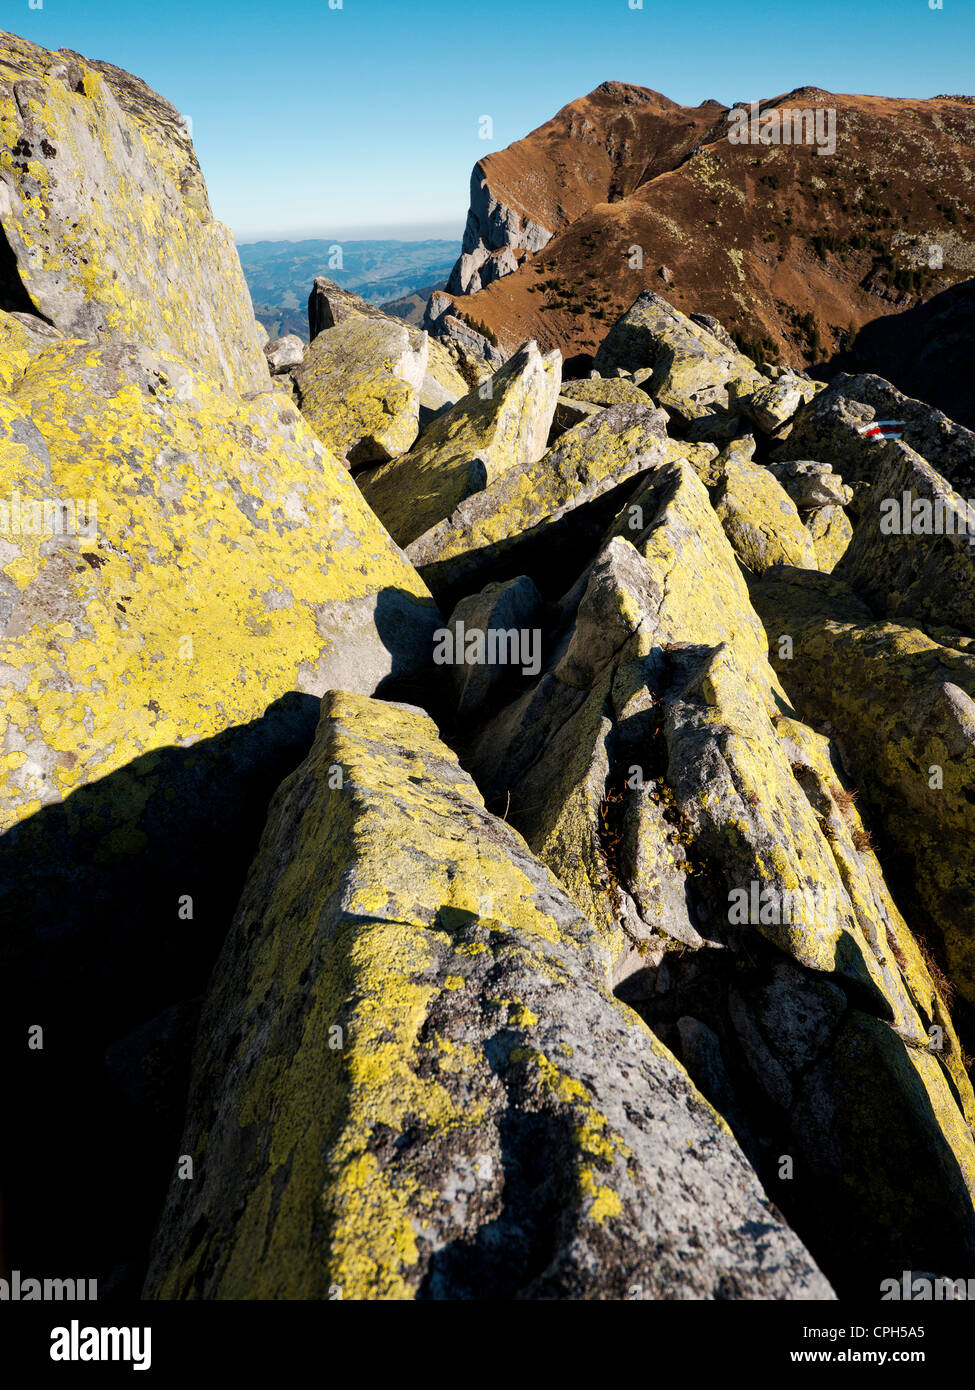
<box><xmin>238</xmin><ymin>238</ymin><xmax>458</xmax><ymax>340</ymax></box>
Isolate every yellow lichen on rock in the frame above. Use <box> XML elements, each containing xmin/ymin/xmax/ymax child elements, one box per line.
<box><xmin>0</xmin><ymin>32</ymin><xmax>267</xmax><ymax>393</ymax></box>
<box><xmin>143</xmin><ymin>691</ymin><xmax>833</xmax><ymax>1301</ymax></box>
<box><xmin>0</xmin><ymin>338</ymin><xmax>438</xmax><ymax>829</ymax></box>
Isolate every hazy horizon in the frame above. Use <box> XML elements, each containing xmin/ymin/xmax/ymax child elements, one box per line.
<box><xmin>12</xmin><ymin>0</ymin><xmax>974</xmax><ymax>241</ymax></box>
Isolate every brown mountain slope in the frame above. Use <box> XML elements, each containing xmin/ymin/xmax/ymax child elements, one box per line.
<box><xmin>447</xmin><ymin>81</ymin><xmax>726</xmax><ymax>295</ymax></box>
<box><xmin>439</xmin><ymin>85</ymin><xmax>975</xmax><ymax>391</ymax></box>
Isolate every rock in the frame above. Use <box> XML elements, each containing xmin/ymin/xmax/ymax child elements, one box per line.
<box><xmin>0</xmin><ymin>336</ymin><xmax>439</xmax><ymax>834</ymax></box>
<box><xmin>689</xmin><ymin>312</ymin><xmax>738</xmax><ymax>352</ymax></box>
<box><xmin>560</xmin><ymin>377</ymin><xmax>650</xmax><ymax>408</ymax></box>
<box><xmin>143</xmin><ymin>690</ymin><xmax>833</xmax><ymax>1301</ymax></box>
<box><xmin>0</xmin><ymin>34</ymin><xmax>267</xmax><ymax>394</ymax></box>
<box><xmin>357</xmin><ymin>340</ymin><xmax>561</xmax><ymax>547</ymax></box>
<box><xmin>806</xmin><ymin>504</ymin><xmax>853</xmax><ymax>571</ymax></box>
<box><xmin>465</xmin><ymin>457</ymin><xmax>975</xmax><ymax>1288</ymax></box>
<box><xmin>446</xmin><ymin>163</ymin><xmax>552</xmax><ymax>296</ymax></box>
<box><xmin>445</xmin><ymin>576</ymin><xmax>543</xmax><ymax>720</ymax></box>
<box><xmin>550</xmin><ymin>393</ymin><xmax>603</xmax><ymax>440</ymax></box>
<box><xmin>405</xmin><ymin>400</ymin><xmax>672</xmax><ymax>610</ymax></box>
<box><xmin>420</xmin><ymin>337</ymin><xmax>470</xmax><ymax>417</ymax></box>
<box><xmin>422</xmin><ymin>292</ymin><xmax>506</xmax><ymax>368</ymax></box>
<box><xmin>0</xmin><ymin>308</ymin><xmax>63</xmax><ymax>391</ymax></box>
<box><xmin>752</xmin><ymin>565</ymin><xmax>975</xmax><ymax>1004</ymax></box>
<box><xmin>706</xmin><ymin>437</ymin><xmax>821</xmax><ymax>573</ymax></box>
<box><xmin>594</xmin><ymin>291</ymin><xmax>764</xmax><ymax>422</ymax></box>
<box><xmin>307</xmin><ymin>275</ymin><xmax>389</xmax><ymax>339</ymax></box>
<box><xmin>658</xmin><ymin>265</ymin><xmax>673</xmax><ymax>283</ymax></box>
<box><xmin>834</xmin><ymin>443</ymin><xmax>975</xmax><ymax>634</ymax></box>
<box><xmin>766</xmin><ymin>460</ymin><xmax>854</xmax><ymax>512</ymax></box>
<box><xmin>293</xmin><ymin>313</ymin><xmax>428</xmax><ymax>466</ymax></box>
<box><xmin>776</xmin><ymin>372</ymin><xmax>975</xmax><ymax>495</ymax></box>
<box><xmin>263</xmin><ymin>334</ymin><xmax>304</xmax><ymax>374</ymax></box>
<box><xmin>737</xmin><ymin>375</ymin><xmax>821</xmax><ymax>433</ymax></box>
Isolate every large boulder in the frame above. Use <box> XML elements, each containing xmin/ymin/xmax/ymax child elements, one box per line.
<box><xmin>775</xmin><ymin>373</ymin><xmax>975</xmax><ymax>495</ymax></box>
<box><xmin>0</xmin><ymin>334</ymin><xmax>441</xmax><ymax>1288</ymax></box>
<box><xmin>0</xmin><ymin>335</ymin><xmax>438</xmax><ymax>835</ymax></box>
<box><xmin>751</xmin><ymin>565</ymin><xmax>975</xmax><ymax>1005</ymax></box>
<box><xmin>143</xmin><ymin>690</ymin><xmax>833</xmax><ymax>1301</ymax></box>
<box><xmin>705</xmin><ymin>438</ymin><xmax>820</xmax><ymax>573</ymax></box>
<box><xmin>0</xmin><ymin>34</ymin><xmax>268</xmax><ymax>394</ymax></box>
<box><xmin>357</xmin><ymin>340</ymin><xmax>561</xmax><ymax>547</ymax></box>
<box><xmin>464</xmin><ymin>458</ymin><xmax>975</xmax><ymax>1290</ymax></box>
<box><xmin>594</xmin><ymin>291</ymin><xmax>764</xmax><ymax>422</ymax></box>
<box><xmin>806</xmin><ymin>504</ymin><xmax>853</xmax><ymax>571</ymax></box>
<box><xmin>835</xmin><ymin>443</ymin><xmax>975</xmax><ymax>634</ymax></box>
<box><xmin>305</xmin><ymin>278</ymin><xmax>469</xmax><ymax>423</ymax></box>
<box><xmin>405</xmin><ymin>400</ymin><xmax>672</xmax><ymax>610</ymax></box>
<box><xmin>293</xmin><ymin>312</ymin><xmax>428</xmax><ymax>466</ymax></box>
<box><xmin>736</xmin><ymin>374</ymin><xmax>821</xmax><ymax>434</ymax></box>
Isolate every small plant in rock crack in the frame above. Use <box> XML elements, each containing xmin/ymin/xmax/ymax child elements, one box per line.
<box><xmin>916</xmin><ymin>933</ymin><xmax>956</xmax><ymax>1009</ymax></box>
<box><xmin>885</xmin><ymin>922</ymin><xmax>908</xmax><ymax>971</ymax></box>
<box><xmin>851</xmin><ymin>824</ymin><xmax>874</xmax><ymax>852</ymax></box>
<box><xmin>596</xmin><ymin>783</ymin><xmax>626</xmax><ymax>906</ymax></box>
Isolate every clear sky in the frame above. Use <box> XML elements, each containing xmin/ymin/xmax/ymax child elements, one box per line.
<box><xmin>13</xmin><ymin>0</ymin><xmax>974</xmax><ymax>242</ymax></box>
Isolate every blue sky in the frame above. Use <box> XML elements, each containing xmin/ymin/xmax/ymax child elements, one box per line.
<box><xmin>14</xmin><ymin>0</ymin><xmax>974</xmax><ymax>242</ymax></box>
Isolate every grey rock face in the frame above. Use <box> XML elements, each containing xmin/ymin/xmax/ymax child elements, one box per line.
<box><xmin>445</xmin><ymin>575</ymin><xmax>543</xmax><ymax>720</ymax></box>
<box><xmin>835</xmin><ymin>442</ymin><xmax>975</xmax><ymax>633</ymax></box>
<box><xmin>263</xmin><ymin>334</ymin><xmax>305</xmax><ymax>373</ymax></box>
<box><xmin>446</xmin><ymin>162</ymin><xmax>553</xmax><ymax>295</ymax></box>
<box><xmin>594</xmin><ymin>291</ymin><xmax>764</xmax><ymax>421</ymax></box>
<box><xmin>0</xmin><ymin>33</ymin><xmax>268</xmax><ymax>394</ymax></box>
<box><xmin>406</xmin><ymin>399</ymin><xmax>671</xmax><ymax>609</ymax></box>
<box><xmin>143</xmin><ymin>690</ymin><xmax>834</xmax><ymax>1302</ymax></box>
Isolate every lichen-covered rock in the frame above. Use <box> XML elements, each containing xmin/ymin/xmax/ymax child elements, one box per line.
<box><xmin>143</xmin><ymin>690</ymin><xmax>833</xmax><ymax>1301</ymax></box>
<box><xmin>0</xmin><ymin>33</ymin><xmax>267</xmax><ymax>394</ymax></box>
<box><xmin>0</xmin><ymin>308</ymin><xmax>63</xmax><ymax>391</ymax></box>
<box><xmin>751</xmin><ymin>565</ymin><xmax>975</xmax><ymax>1005</ymax></box>
<box><xmin>264</xmin><ymin>334</ymin><xmax>304</xmax><ymax>374</ymax></box>
<box><xmin>736</xmin><ymin>374</ymin><xmax>820</xmax><ymax>433</ymax></box>
<box><xmin>550</xmin><ymin>393</ymin><xmax>603</xmax><ymax>439</ymax></box>
<box><xmin>358</xmin><ymin>340</ymin><xmax>561</xmax><ymax>547</ymax></box>
<box><xmin>835</xmin><ymin>443</ymin><xmax>975</xmax><ymax>634</ymax></box>
<box><xmin>594</xmin><ymin>291</ymin><xmax>764</xmax><ymax>422</ymax></box>
<box><xmin>560</xmin><ymin>377</ymin><xmax>650</xmax><ymax>408</ymax></box>
<box><xmin>405</xmin><ymin>399</ymin><xmax>671</xmax><ymax>609</ymax></box>
<box><xmin>0</xmin><ymin>336</ymin><xmax>439</xmax><ymax>831</ymax></box>
<box><xmin>775</xmin><ymin>372</ymin><xmax>975</xmax><ymax>495</ymax></box>
<box><xmin>307</xmin><ymin>275</ymin><xmax>385</xmax><ymax>338</ymax></box>
<box><xmin>465</xmin><ymin>457</ymin><xmax>975</xmax><ymax>1289</ymax></box>
<box><xmin>706</xmin><ymin>438</ymin><xmax>820</xmax><ymax>573</ymax></box>
<box><xmin>806</xmin><ymin>504</ymin><xmax>853</xmax><ymax>571</ymax></box>
<box><xmin>304</xmin><ymin>278</ymin><xmax>466</xmax><ymax>425</ymax></box>
<box><xmin>420</xmin><ymin>336</ymin><xmax>470</xmax><ymax>416</ymax></box>
<box><xmin>293</xmin><ymin>313</ymin><xmax>428</xmax><ymax>466</ymax></box>
<box><xmin>766</xmin><ymin>460</ymin><xmax>854</xmax><ymax>512</ymax></box>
